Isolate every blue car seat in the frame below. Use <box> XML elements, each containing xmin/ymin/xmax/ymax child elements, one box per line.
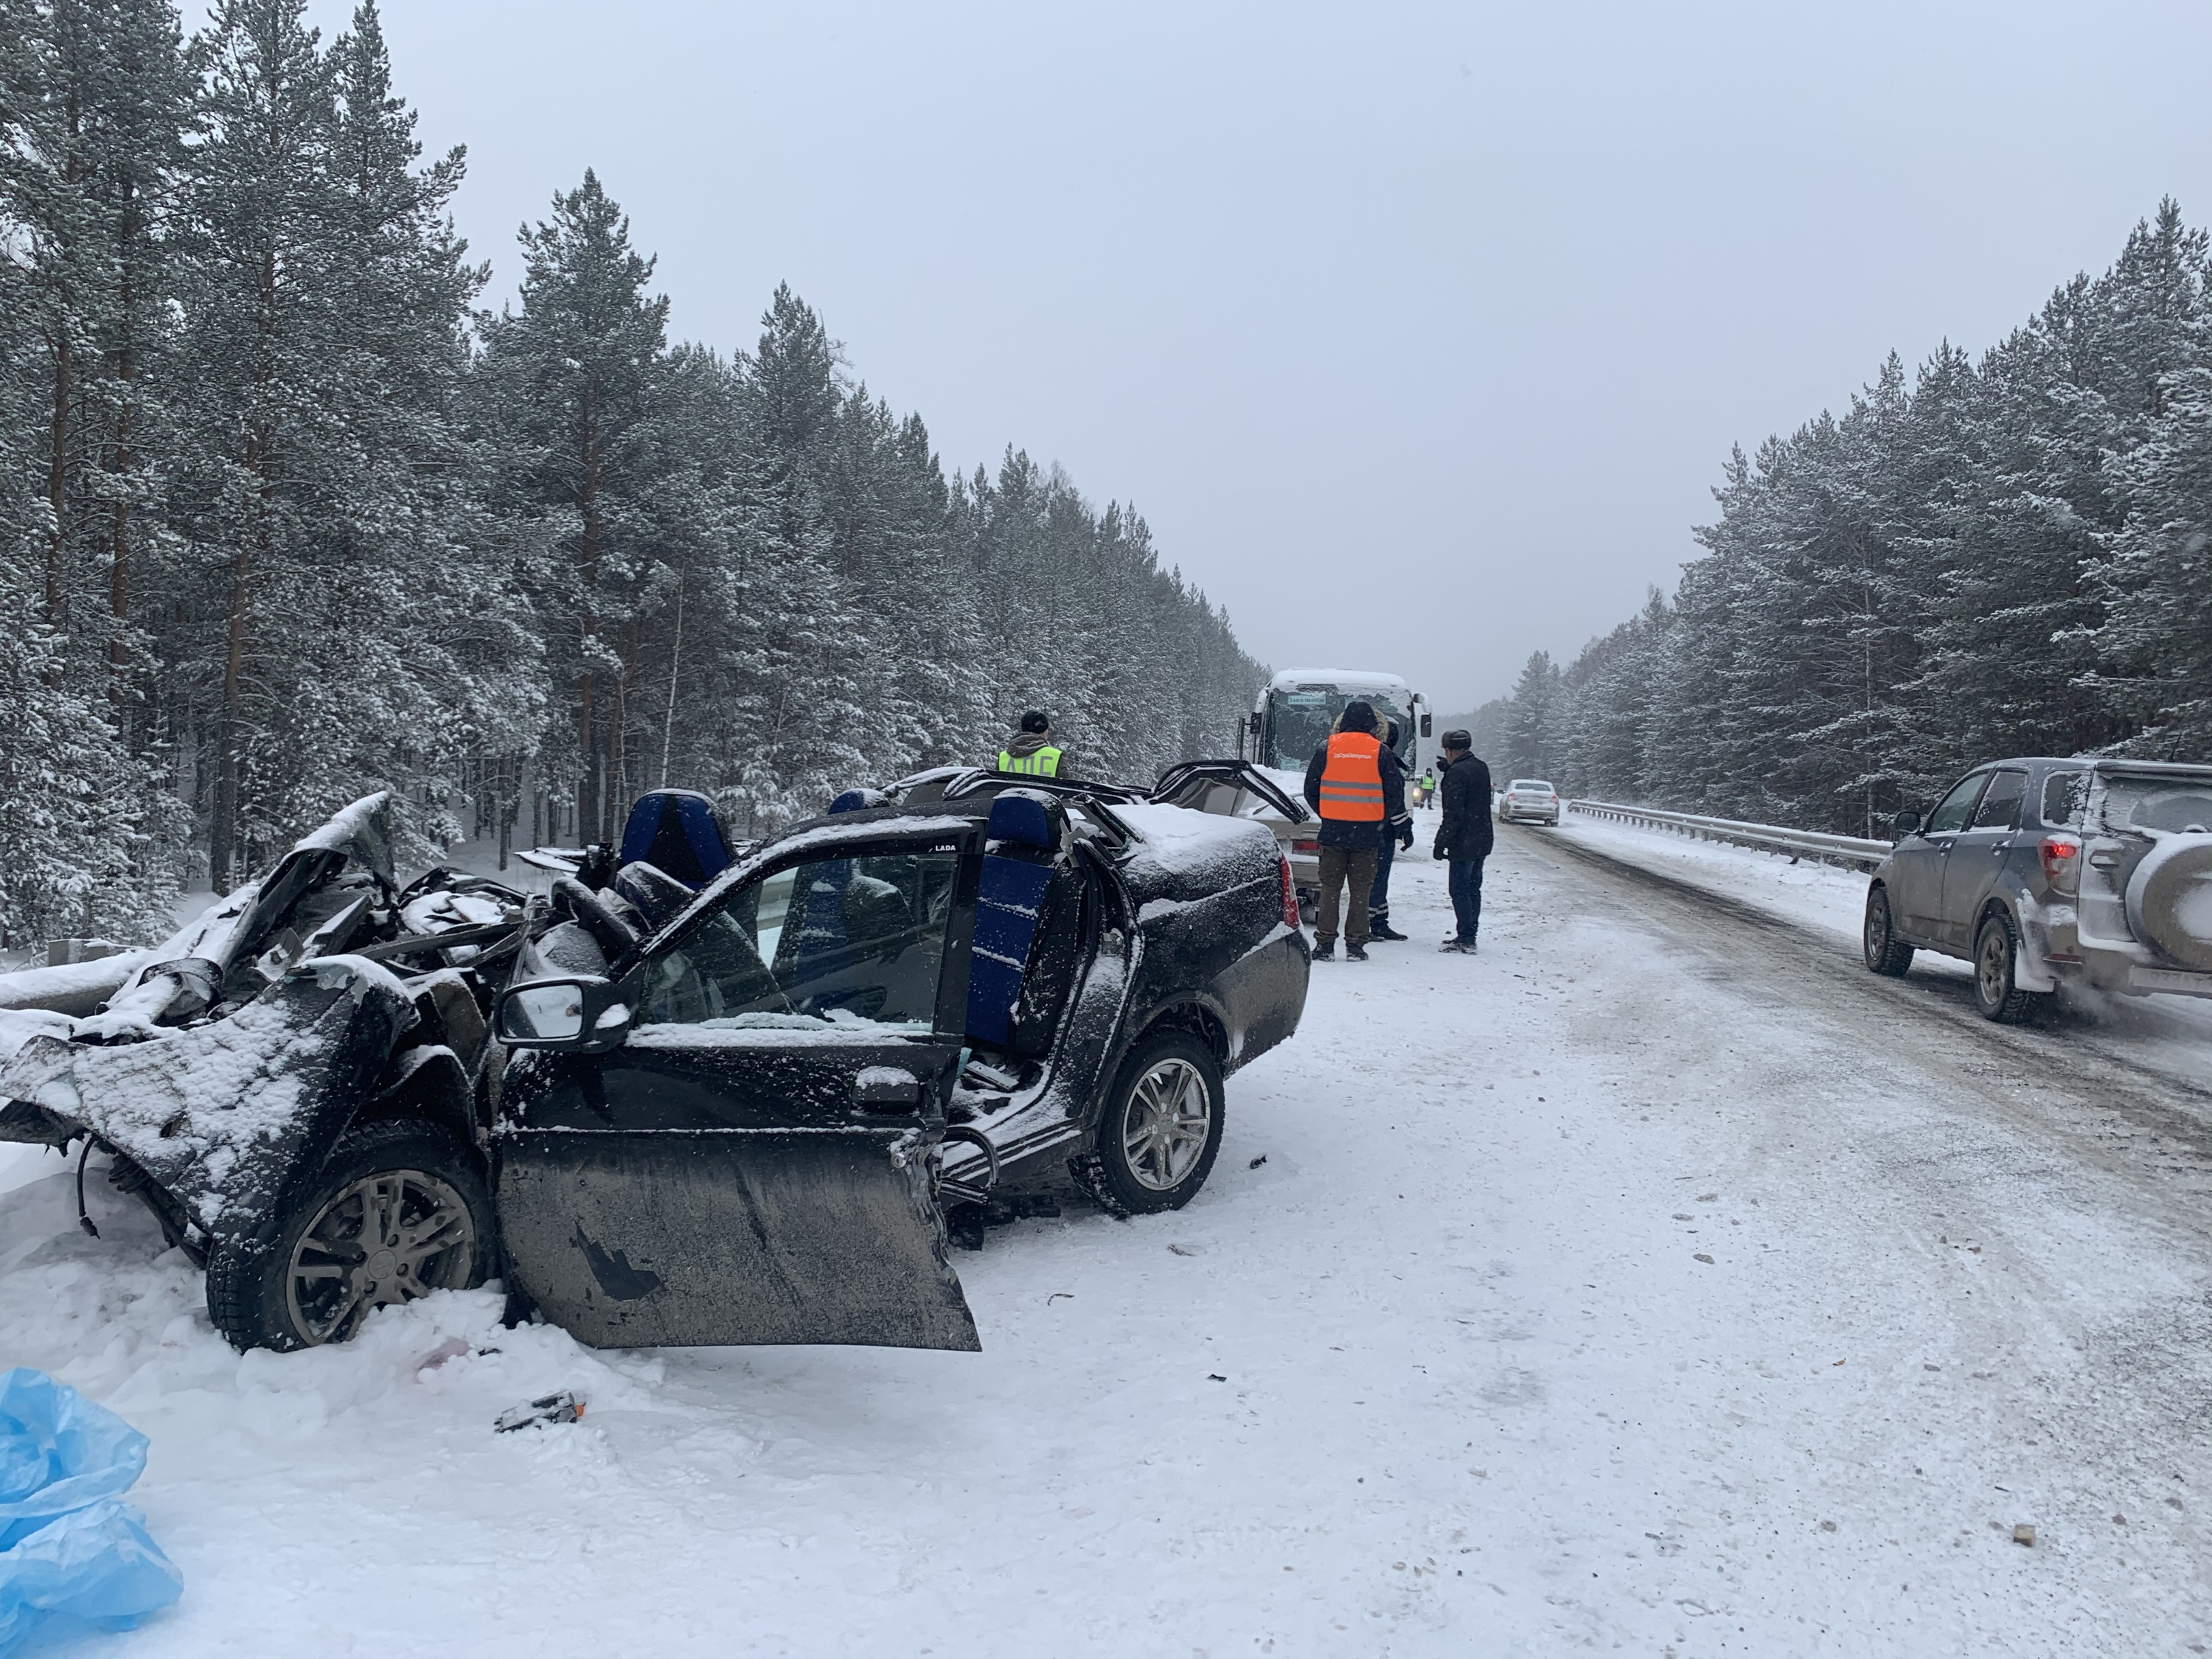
<box><xmin>965</xmin><ymin>791</ymin><xmax>1059</xmax><ymax>1049</ymax></box>
<box><xmin>618</xmin><ymin>790</ymin><xmax>732</xmax><ymax>890</ymax></box>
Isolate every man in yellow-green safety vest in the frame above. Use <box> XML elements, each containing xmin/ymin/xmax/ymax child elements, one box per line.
<box><xmin>998</xmin><ymin>709</ymin><xmax>1073</xmax><ymax>778</ymax></box>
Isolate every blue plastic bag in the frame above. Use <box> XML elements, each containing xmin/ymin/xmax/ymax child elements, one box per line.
<box><xmin>0</xmin><ymin>1369</ymin><xmax>181</xmax><ymax>1654</ymax></box>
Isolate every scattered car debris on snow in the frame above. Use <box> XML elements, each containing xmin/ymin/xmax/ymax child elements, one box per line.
<box><xmin>494</xmin><ymin>1391</ymin><xmax>585</xmax><ymax>1433</ymax></box>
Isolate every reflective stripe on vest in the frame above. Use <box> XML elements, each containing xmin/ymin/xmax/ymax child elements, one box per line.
<box><xmin>998</xmin><ymin>745</ymin><xmax>1062</xmax><ymax>777</ymax></box>
<box><xmin>1317</xmin><ymin>731</ymin><xmax>1385</xmax><ymax>821</ymax></box>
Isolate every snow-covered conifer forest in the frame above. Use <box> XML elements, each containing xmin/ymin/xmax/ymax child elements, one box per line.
<box><xmin>1487</xmin><ymin>201</ymin><xmax>2212</xmax><ymax>835</ymax></box>
<box><xmin>0</xmin><ymin>0</ymin><xmax>1263</xmax><ymax>948</ymax></box>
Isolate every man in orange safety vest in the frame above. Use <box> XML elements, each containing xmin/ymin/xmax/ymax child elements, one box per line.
<box><xmin>1298</xmin><ymin>699</ymin><xmax>1412</xmax><ymax>961</ymax></box>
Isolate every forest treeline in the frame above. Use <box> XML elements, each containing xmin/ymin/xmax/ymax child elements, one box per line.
<box><xmin>0</xmin><ymin>0</ymin><xmax>1262</xmax><ymax>945</ymax></box>
<box><xmin>1490</xmin><ymin>202</ymin><xmax>2212</xmax><ymax>835</ymax></box>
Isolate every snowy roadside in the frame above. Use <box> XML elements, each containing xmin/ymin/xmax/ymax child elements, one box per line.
<box><xmin>0</xmin><ymin>838</ymin><xmax>2205</xmax><ymax>1655</ymax></box>
<box><xmin>1547</xmin><ymin>806</ymin><xmax>2212</xmax><ymax>1062</ymax></box>
<box><xmin>1551</xmin><ymin>807</ymin><xmax>1888</xmax><ymax>944</ymax></box>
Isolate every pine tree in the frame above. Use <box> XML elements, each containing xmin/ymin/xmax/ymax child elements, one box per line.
<box><xmin>477</xmin><ymin>168</ymin><xmax>670</xmax><ymax>842</ymax></box>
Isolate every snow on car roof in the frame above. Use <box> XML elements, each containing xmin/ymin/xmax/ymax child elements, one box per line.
<box><xmin>1113</xmin><ymin>802</ymin><xmax>1278</xmax><ymax>883</ymax></box>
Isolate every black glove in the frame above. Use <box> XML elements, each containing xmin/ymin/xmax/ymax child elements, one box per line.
<box><xmin>1431</xmin><ymin>840</ymin><xmax>1447</xmax><ymax>862</ymax></box>
<box><xmin>1397</xmin><ymin>821</ymin><xmax>1415</xmax><ymax>851</ymax></box>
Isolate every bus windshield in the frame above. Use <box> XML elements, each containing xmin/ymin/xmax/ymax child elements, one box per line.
<box><xmin>1264</xmin><ymin>686</ymin><xmax>1412</xmax><ymax>773</ymax></box>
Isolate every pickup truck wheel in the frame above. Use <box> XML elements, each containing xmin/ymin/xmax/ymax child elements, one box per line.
<box><xmin>205</xmin><ymin>1119</ymin><xmax>495</xmax><ymax>1352</ymax></box>
<box><xmin>1863</xmin><ymin>885</ymin><xmax>1914</xmax><ymax>976</ymax></box>
<box><xmin>1074</xmin><ymin>1033</ymin><xmax>1225</xmax><ymax>1216</ymax></box>
<box><xmin>1972</xmin><ymin>912</ymin><xmax>2045</xmax><ymax>1024</ymax></box>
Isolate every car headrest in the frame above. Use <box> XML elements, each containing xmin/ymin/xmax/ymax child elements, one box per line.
<box><xmin>987</xmin><ymin>790</ymin><xmax>1056</xmax><ymax>851</ymax></box>
<box><xmin>830</xmin><ymin>787</ymin><xmax>891</xmax><ymax>814</ymax></box>
<box><xmin>613</xmin><ymin>860</ymin><xmax>695</xmax><ymax>931</ymax></box>
<box><xmin>552</xmin><ymin>874</ymin><xmax>642</xmax><ymax>959</ymax></box>
<box><xmin>618</xmin><ymin>789</ymin><xmax>731</xmax><ymax>888</ymax></box>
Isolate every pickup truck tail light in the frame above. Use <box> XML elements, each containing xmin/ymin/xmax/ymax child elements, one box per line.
<box><xmin>2039</xmin><ymin>834</ymin><xmax>2081</xmax><ymax>894</ymax></box>
<box><xmin>1279</xmin><ymin>855</ymin><xmax>1301</xmax><ymax>930</ymax></box>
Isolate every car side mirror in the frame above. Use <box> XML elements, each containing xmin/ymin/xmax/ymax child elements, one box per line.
<box><xmin>495</xmin><ymin>974</ymin><xmax>633</xmax><ymax>1051</ymax></box>
<box><xmin>1419</xmin><ymin>713</ymin><xmax>1432</xmax><ymax>737</ymax></box>
<box><xmin>1891</xmin><ymin>809</ymin><xmax>1923</xmax><ymax>838</ymax></box>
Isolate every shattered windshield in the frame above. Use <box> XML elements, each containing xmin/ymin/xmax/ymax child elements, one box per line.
<box><xmin>1264</xmin><ymin>687</ymin><xmax>1412</xmax><ymax>771</ymax></box>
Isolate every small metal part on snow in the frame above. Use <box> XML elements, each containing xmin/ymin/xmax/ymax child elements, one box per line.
<box><xmin>2013</xmin><ymin>1524</ymin><xmax>2035</xmax><ymax>1546</ymax></box>
<box><xmin>76</xmin><ymin>1138</ymin><xmax>100</xmax><ymax>1239</ymax></box>
<box><xmin>495</xmin><ymin>1391</ymin><xmax>584</xmax><ymax>1433</ymax></box>
<box><xmin>1248</xmin><ymin>1154</ymin><xmax>1267</xmax><ymax>1169</ymax></box>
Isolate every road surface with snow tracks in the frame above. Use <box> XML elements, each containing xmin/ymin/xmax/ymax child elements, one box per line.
<box><xmin>1</xmin><ymin>814</ymin><xmax>2208</xmax><ymax>1657</ymax></box>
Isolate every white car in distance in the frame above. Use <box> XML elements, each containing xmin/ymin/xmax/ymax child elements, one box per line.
<box><xmin>1500</xmin><ymin>779</ymin><xmax>1562</xmax><ymax>826</ymax></box>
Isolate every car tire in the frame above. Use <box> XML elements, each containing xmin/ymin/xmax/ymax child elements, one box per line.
<box><xmin>1863</xmin><ymin>885</ymin><xmax>1915</xmax><ymax>976</ymax></box>
<box><xmin>1972</xmin><ymin>911</ymin><xmax>2045</xmax><ymax>1024</ymax></box>
<box><xmin>205</xmin><ymin>1118</ymin><xmax>496</xmax><ymax>1352</ymax></box>
<box><xmin>1071</xmin><ymin>1032</ymin><xmax>1225</xmax><ymax>1217</ymax></box>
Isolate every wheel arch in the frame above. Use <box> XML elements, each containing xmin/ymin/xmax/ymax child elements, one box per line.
<box><xmin>349</xmin><ymin>1046</ymin><xmax>482</xmax><ymax>1168</ymax></box>
<box><xmin>1979</xmin><ymin>890</ymin><xmax>2057</xmax><ymax>992</ymax></box>
<box><xmin>1135</xmin><ymin>998</ymin><xmax>1230</xmax><ymax>1067</ymax></box>
<box><xmin>1078</xmin><ymin>996</ymin><xmax>1231</xmax><ymax>1136</ymax></box>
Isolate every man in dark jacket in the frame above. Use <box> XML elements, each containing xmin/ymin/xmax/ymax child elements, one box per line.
<box><xmin>1431</xmin><ymin>729</ymin><xmax>1494</xmax><ymax>953</ymax></box>
<box><xmin>1301</xmin><ymin>700</ymin><xmax>1412</xmax><ymax>961</ymax></box>
<box><xmin>1366</xmin><ymin>720</ymin><xmax>1411</xmax><ymax>941</ymax></box>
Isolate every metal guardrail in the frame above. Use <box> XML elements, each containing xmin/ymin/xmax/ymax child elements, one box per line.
<box><xmin>1564</xmin><ymin>799</ymin><xmax>1894</xmax><ymax>871</ymax></box>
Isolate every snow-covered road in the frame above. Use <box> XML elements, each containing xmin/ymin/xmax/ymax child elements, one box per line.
<box><xmin>4</xmin><ymin>818</ymin><xmax>2208</xmax><ymax>1656</ymax></box>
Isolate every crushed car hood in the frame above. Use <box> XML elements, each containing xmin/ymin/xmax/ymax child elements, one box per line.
<box><xmin>0</xmin><ymin>959</ymin><xmax>416</xmax><ymax>1239</ymax></box>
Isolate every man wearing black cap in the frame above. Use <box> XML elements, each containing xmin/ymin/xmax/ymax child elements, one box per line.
<box><xmin>1300</xmin><ymin>698</ymin><xmax>1412</xmax><ymax>961</ymax></box>
<box><xmin>998</xmin><ymin>711</ymin><xmax>1073</xmax><ymax>779</ymax></box>
<box><xmin>1431</xmin><ymin>728</ymin><xmax>1493</xmax><ymax>952</ymax></box>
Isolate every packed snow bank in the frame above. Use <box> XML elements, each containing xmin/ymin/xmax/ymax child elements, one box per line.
<box><xmin>0</xmin><ymin>953</ymin><xmax>154</xmax><ymax>1020</ymax></box>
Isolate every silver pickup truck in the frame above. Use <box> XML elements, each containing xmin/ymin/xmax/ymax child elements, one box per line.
<box><xmin>1863</xmin><ymin>757</ymin><xmax>2212</xmax><ymax>1020</ymax></box>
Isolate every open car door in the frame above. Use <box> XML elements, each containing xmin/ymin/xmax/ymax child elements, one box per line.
<box><xmin>1150</xmin><ymin>759</ymin><xmax>1307</xmax><ymax>824</ymax></box>
<box><xmin>493</xmin><ymin>818</ymin><xmax>985</xmax><ymax>1351</ymax></box>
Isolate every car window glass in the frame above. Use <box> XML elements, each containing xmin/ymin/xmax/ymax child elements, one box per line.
<box><xmin>2096</xmin><ymin>776</ymin><xmax>2212</xmax><ymax>837</ymax></box>
<box><xmin>1969</xmin><ymin>770</ymin><xmax>2028</xmax><ymax>831</ymax></box>
<box><xmin>1926</xmin><ymin>773</ymin><xmax>1988</xmax><ymax>835</ymax></box>
<box><xmin>639</xmin><ymin>849</ymin><xmax>961</xmax><ymax>1034</ymax></box>
<box><xmin>2040</xmin><ymin>771</ymin><xmax>2084</xmax><ymax>828</ymax></box>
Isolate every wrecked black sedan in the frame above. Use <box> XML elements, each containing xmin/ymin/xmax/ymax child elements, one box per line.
<box><xmin>1</xmin><ymin>767</ymin><xmax>1310</xmax><ymax>1354</ymax></box>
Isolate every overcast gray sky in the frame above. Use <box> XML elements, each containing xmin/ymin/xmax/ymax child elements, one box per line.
<box><xmin>296</xmin><ymin>0</ymin><xmax>2212</xmax><ymax>712</ymax></box>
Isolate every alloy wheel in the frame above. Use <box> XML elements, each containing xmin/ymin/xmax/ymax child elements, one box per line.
<box><xmin>1121</xmin><ymin>1057</ymin><xmax>1214</xmax><ymax>1192</ymax></box>
<box><xmin>284</xmin><ymin>1168</ymin><xmax>478</xmax><ymax>1346</ymax></box>
<box><xmin>1976</xmin><ymin>922</ymin><xmax>2011</xmax><ymax>1013</ymax></box>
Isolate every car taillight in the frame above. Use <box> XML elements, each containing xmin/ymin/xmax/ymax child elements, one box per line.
<box><xmin>1279</xmin><ymin>855</ymin><xmax>1301</xmax><ymax>930</ymax></box>
<box><xmin>1291</xmin><ymin>838</ymin><xmax>1319</xmax><ymax>855</ymax></box>
<box><xmin>2039</xmin><ymin>834</ymin><xmax>2081</xmax><ymax>893</ymax></box>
